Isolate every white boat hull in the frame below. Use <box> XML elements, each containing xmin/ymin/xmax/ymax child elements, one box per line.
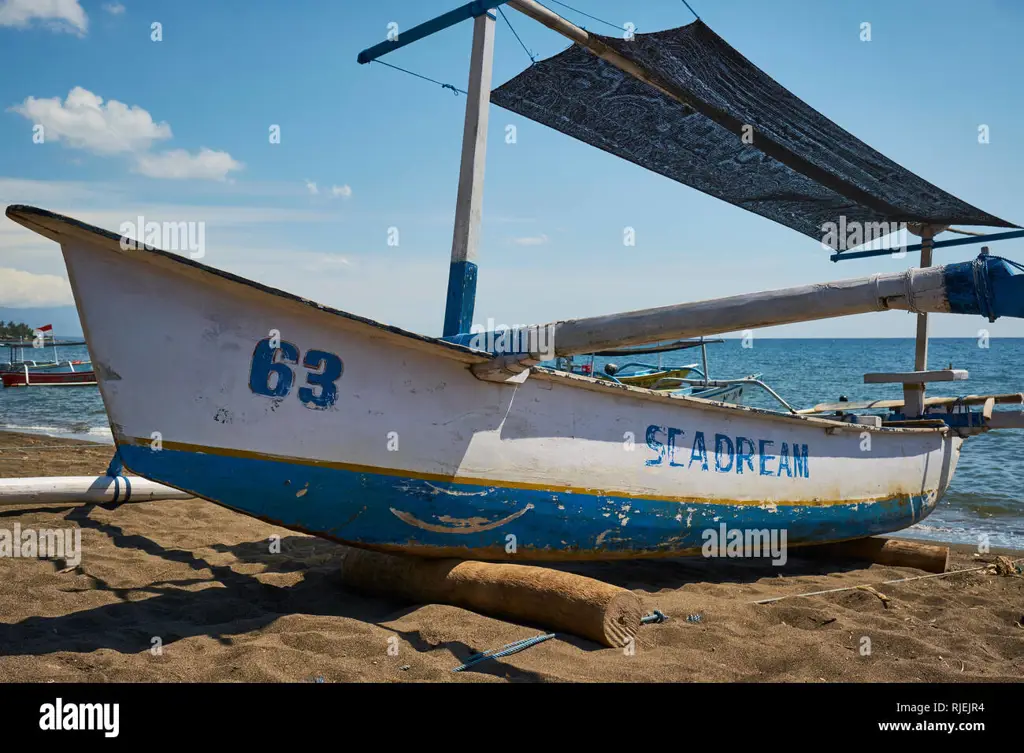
<box><xmin>9</xmin><ymin>208</ymin><xmax>964</xmax><ymax>560</ymax></box>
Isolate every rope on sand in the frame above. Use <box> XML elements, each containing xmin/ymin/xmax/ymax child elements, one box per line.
<box><xmin>452</xmin><ymin>610</ymin><xmax>669</xmax><ymax>671</ymax></box>
<box><xmin>452</xmin><ymin>633</ymin><xmax>556</xmax><ymax>672</ymax></box>
<box><xmin>751</xmin><ymin>557</ymin><xmax>1024</xmax><ymax>604</ymax></box>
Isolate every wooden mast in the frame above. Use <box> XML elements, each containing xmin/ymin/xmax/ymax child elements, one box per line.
<box><xmin>914</xmin><ymin>226</ymin><xmax>936</xmax><ymax>371</ymax></box>
<box><xmin>906</xmin><ymin>225</ymin><xmax>938</xmax><ymax>417</ymax></box>
<box><xmin>442</xmin><ymin>11</ymin><xmax>496</xmax><ymax>336</ymax></box>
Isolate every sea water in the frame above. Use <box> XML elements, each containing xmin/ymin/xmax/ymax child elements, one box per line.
<box><xmin>1</xmin><ymin>339</ymin><xmax>1021</xmax><ymax>549</ymax></box>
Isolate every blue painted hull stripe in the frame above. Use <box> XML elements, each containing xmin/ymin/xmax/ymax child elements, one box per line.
<box><xmin>117</xmin><ymin>445</ymin><xmax>934</xmax><ymax>559</ymax></box>
<box><xmin>118</xmin><ymin>436</ymin><xmax>896</xmax><ymax>508</ymax></box>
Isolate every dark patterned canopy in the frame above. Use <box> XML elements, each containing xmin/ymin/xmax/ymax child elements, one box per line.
<box><xmin>491</xmin><ymin>21</ymin><xmax>1016</xmax><ymax>245</ymax></box>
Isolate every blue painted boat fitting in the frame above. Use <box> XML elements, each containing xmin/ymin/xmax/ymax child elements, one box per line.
<box><xmin>357</xmin><ymin>1</ymin><xmax>510</xmax><ymax>64</ymax></box>
<box><xmin>641</xmin><ymin>609</ymin><xmax>668</xmax><ymax>624</ymax></box>
<box><xmin>105</xmin><ymin>453</ymin><xmax>124</xmax><ymax>477</ymax></box>
<box><xmin>442</xmin><ymin>260</ymin><xmax>478</xmax><ymax>337</ymax></box>
<box><xmin>944</xmin><ymin>254</ymin><xmax>1024</xmax><ymax>322</ymax></box>
<box><xmin>103</xmin><ymin>451</ymin><xmax>133</xmax><ymax>503</ymax></box>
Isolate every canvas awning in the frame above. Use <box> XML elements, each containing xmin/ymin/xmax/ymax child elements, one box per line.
<box><xmin>491</xmin><ymin>20</ymin><xmax>1016</xmax><ymax>245</ymax></box>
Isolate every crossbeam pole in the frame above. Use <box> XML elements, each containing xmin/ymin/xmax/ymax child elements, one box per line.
<box><xmin>830</xmin><ymin>229</ymin><xmax>1024</xmax><ymax>262</ymax></box>
<box><xmin>357</xmin><ymin>0</ymin><xmax>507</xmax><ymax>64</ymax></box>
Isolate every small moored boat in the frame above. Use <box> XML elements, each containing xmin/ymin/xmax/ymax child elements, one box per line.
<box><xmin>0</xmin><ymin>335</ymin><xmax>96</xmax><ymax>388</ymax></box>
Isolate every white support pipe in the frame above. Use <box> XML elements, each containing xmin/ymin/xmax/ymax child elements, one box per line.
<box><xmin>0</xmin><ymin>476</ymin><xmax>193</xmax><ymax>506</ymax></box>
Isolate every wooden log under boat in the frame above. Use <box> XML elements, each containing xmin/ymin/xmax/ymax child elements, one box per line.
<box><xmin>340</xmin><ymin>548</ymin><xmax>644</xmax><ymax>647</ymax></box>
<box><xmin>797</xmin><ymin>537</ymin><xmax>949</xmax><ymax>573</ymax></box>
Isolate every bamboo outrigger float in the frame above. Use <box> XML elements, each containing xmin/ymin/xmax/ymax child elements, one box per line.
<box><xmin>5</xmin><ymin>0</ymin><xmax>1023</xmax><ymax>560</ymax></box>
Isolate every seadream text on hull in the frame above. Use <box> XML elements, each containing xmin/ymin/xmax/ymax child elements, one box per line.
<box><xmin>4</xmin><ymin>206</ymin><xmax>964</xmax><ymax>560</ymax></box>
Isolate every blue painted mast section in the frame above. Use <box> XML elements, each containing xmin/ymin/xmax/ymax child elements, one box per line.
<box><xmin>356</xmin><ymin>1</ymin><xmax>509</xmax><ymax>64</ymax></box>
<box><xmin>831</xmin><ymin>229</ymin><xmax>1024</xmax><ymax>262</ymax></box>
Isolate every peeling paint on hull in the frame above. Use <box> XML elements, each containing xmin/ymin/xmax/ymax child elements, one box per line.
<box><xmin>118</xmin><ymin>443</ymin><xmax>941</xmax><ymax>561</ymax></box>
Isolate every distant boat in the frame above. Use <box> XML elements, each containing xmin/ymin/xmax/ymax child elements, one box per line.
<box><xmin>556</xmin><ymin>339</ymin><xmax>768</xmax><ymax>407</ymax></box>
<box><xmin>0</xmin><ymin>336</ymin><xmax>95</xmax><ymax>388</ymax></box>
<box><xmin>1</xmin><ymin>368</ymin><xmax>97</xmax><ymax>388</ymax></box>
<box><xmin>566</xmin><ymin>339</ymin><xmax>701</xmax><ymax>388</ymax></box>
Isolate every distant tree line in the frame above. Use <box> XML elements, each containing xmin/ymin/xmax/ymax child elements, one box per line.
<box><xmin>0</xmin><ymin>321</ymin><xmax>35</xmax><ymax>340</ymax></box>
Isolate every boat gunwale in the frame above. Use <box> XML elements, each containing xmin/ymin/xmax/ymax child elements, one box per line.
<box><xmin>4</xmin><ymin>205</ymin><xmax>491</xmax><ymax>365</ymax></box>
<box><xmin>529</xmin><ymin>366</ymin><xmax>948</xmax><ymax>434</ymax></box>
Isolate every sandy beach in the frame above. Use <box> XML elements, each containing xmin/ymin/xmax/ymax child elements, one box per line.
<box><xmin>0</xmin><ymin>429</ymin><xmax>1021</xmax><ymax>683</ymax></box>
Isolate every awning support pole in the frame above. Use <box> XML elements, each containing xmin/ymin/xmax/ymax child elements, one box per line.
<box><xmin>908</xmin><ymin>226</ymin><xmax>936</xmax><ymax>417</ymax></box>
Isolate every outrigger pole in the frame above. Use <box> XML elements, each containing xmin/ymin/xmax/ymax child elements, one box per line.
<box><xmin>448</xmin><ymin>255</ymin><xmax>1024</xmax><ymax>359</ymax></box>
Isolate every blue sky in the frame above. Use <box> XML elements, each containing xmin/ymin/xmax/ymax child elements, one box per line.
<box><xmin>1</xmin><ymin>0</ymin><xmax>1022</xmax><ymax>338</ymax></box>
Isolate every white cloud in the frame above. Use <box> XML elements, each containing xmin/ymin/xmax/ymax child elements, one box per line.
<box><xmin>0</xmin><ymin>267</ymin><xmax>73</xmax><ymax>307</ymax></box>
<box><xmin>331</xmin><ymin>184</ymin><xmax>352</xmax><ymax>199</ymax></box>
<box><xmin>133</xmin><ymin>148</ymin><xmax>243</xmax><ymax>181</ymax></box>
<box><xmin>305</xmin><ymin>179</ymin><xmax>319</xmax><ymax>195</ymax></box>
<box><xmin>102</xmin><ymin>2</ymin><xmax>125</xmax><ymax>15</ymax></box>
<box><xmin>299</xmin><ymin>253</ymin><xmax>351</xmax><ymax>271</ymax></box>
<box><xmin>9</xmin><ymin>87</ymin><xmax>172</xmax><ymax>154</ymax></box>
<box><xmin>7</xmin><ymin>88</ymin><xmax>242</xmax><ymax>182</ymax></box>
<box><xmin>0</xmin><ymin>0</ymin><xmax>87</xmax><ymax>35</ymax></box>
<box><xmin>511</xmin><ymin>234</ymin><xmax>549</xmax><ymax>246</ymax></box>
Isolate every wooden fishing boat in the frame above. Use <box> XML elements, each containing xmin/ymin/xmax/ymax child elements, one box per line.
<box><xmin>1</xmin><ymin>368</ymin><xmax>97</xmax><ymax>388</ymax></box>
<box><xmin>611</xmin><ymin>366</ymin><xmax>696</xmax><ymax>389</ymax></box>
<box><xmin>560</xmin><ymin>340</ymin><xmax>702</xmax><ymax>387</ymax></box>
<box><xmin>0</xmin><ymin>337</ymin><xmax>96</xmax><ymax>387</ymax></box>
<box><xmin>6</xmin><ymin>0</ymin><xmax>1024</xmax><ymax>560</ymax></box>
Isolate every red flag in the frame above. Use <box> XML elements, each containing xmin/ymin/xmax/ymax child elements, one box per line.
<box><xmin>36</xmin><ymin>324</ymin><xmax>53</xmax><ymax>332</ymax></box>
